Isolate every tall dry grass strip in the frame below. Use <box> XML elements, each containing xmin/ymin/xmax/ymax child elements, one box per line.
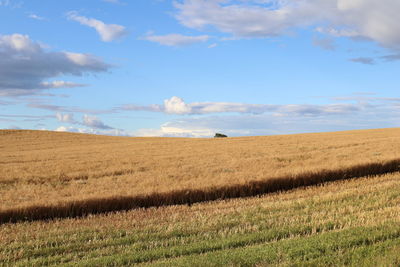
<box><xmin>2</xmin><ymin>158</ymin><xmax>400</xmax><ymax>224</ymax></box>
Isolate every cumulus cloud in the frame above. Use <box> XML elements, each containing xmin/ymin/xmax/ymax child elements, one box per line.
<box><xmin>67</xmin><ymin>11</ymin><xmax>128</xmax><ymax>42</ymax></box>
<box><xmin>121</xmin><ymin>96</ymin><xmax>358</xmax><ymax>116</ymax></box>
<box><xmin>0</xmin><ymin>33</ymin><xmax>111</xmax><ymax>96</ymax></box>
<box><xmin>174</xmin><ymin>0</ymin><xmax>400</xmax><ymax>51</ymax></box>
<box><xmin>164</xmin><ymin>96</ymin><xmax>192</xmax><ymax>114</ymax></box>
<box><xmin>142</xmin><ymin>33</ymin><xmax>210</xmax><ymax>46</ymax></box>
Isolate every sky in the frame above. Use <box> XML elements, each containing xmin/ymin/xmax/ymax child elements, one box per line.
<box><xmin>0</xmin><ymin>0</ymin><xmax>399</xmax><ymax>137</ymax></box>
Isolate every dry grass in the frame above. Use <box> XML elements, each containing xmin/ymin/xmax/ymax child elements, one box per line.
<box><xmin>1</xmin><ymin>128</ymin><xmax>400</xmax><ymax>222</ymax></box>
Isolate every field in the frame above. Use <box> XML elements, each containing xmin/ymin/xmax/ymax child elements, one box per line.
<box><xmin>2</xmin><ymin>128</ymin><xmax>400</xmax><ymax>222</ymax></box>
<box><xmin>1</xmin><ymin>128</ymin><xmax>400</xmax><ymax>265</ymax></box>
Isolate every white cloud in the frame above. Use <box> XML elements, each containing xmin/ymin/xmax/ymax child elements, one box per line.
<box><xmin>55</xmin><ymin>126</ymin><xmax>81</xmax><ymax>133</ymax></box>
<box><xmin>164</xmin><ymin>96</ymin><xmax>192</xmax><ymax>114</ymax></box>
<box><xmin>56</xmin><ymin>113</ymin><xmax>76</xmax><ymax>123</ymax></box>
<box><xmin>143</xmin><ymin>33</ymin><xmax>210</xmax><ymax>46</ymax></box>
<box><xmin>55</xmin><ymin>112</ymin><xmax>118</xmax><ymax>132</ymax></box>
<box><xmin>64</xmin><ymin>52</ymin><xmax>106</xmax><ymax>67</ymax></box>
<box><xmin>174</xmin><ymin>0</ymin><xmax>400</xmax><ymax>51</ymax></box>
<box><xmin>0</xmin><ymin>34</ymin><xmax>111</xmax><ymax>96</ymax></box>
<box><xmin>28</xmin><ymin>14</ymin><xmax>45</xmax><ymax>20</ymax></box>
<box><xmin>0</xmin><ymin>33</ymin><xmax>40</xmax><ymax>52</ymax></box>
<box><xmin>174</xmin><ymin>0</ymin><xmax>324</xmax><ymax>38</ymax></box>
<box><xmin>55</xmin><ymin>114</ymin><xmax>127</xmax><ymax>135</ymax></box>
<box><xmin>82</xmin><ymin>114</ymin><xmax>113</xmax><ymax>129</ymax></box>
<box><xmin>67</xmin><ymin>11</ymin><xmax>128</xmax><ymax>42</ymax></box>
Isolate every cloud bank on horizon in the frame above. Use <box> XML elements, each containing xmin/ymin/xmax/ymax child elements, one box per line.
<box><xmin>1</xmin><ymin>0</ymin><xmax>399</xmax><ymax>137</ymax></box>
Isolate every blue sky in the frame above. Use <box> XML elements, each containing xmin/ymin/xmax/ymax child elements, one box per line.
<box><xmin>1</xmin><ymin>0</ymin><xmax>399</xmax><ymax>137</ymax></box>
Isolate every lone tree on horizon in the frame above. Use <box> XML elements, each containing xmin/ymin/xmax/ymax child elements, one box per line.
<box><xmin>214</xmin><ymin>133</ymin><xmax>228</xmax><ymax>138</ymax></box>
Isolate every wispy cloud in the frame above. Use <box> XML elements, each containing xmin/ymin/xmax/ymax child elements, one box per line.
<box><xmin>142</xmin><ymin>33</ymin><xmax>210</xmax><ymax>46</ymax></box>
<box><xmin>67</xmin><ymin>11</ymin><xmax>128</xmax><ymax>42</ymax></box>
<box><xmin>121</xmin><ymin>96</ymin><xmax>360</xmax><ymax>116</ymax></box>
<box><xmin>27</xmin><ymin>103</ymin><xmax>114</xmax><ymax>114</ymax></box>
<box><xmin>349</xmin><ymin>57</ymin><xmax>376</xmax><ymax>65</ymax></box>
<box><xmin>381</xmin><ymin>54</ymin><xmax>400</xmax><ymax>62</ymax></box>
<box><xmin>102</xmin><ymin>0</ymin><xmax>125</xmax><ymax>4</ymax></box>
<box><xmin>28</xmin><ymin>14</ymin><xmax>45</xmax><ymax>20</ymax></box>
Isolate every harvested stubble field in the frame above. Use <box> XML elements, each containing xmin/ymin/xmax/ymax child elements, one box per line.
<box><xmin>1</xmin><ymin>128</ymin><xmax>400</xmax><ymax>222</ymax></box>
<box><xmin>1</xmin><ymin>171</ymin><xmax>399</xmax><ymax>266</ymax></box>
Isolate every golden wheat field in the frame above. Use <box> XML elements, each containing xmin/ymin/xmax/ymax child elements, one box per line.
<box><xmin>1</xmin><ymin>128</ymin><xmax>400</xmax><ymax>222</ymax></box>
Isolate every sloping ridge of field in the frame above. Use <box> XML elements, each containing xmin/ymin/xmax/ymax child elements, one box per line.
<box><xmin>1</xmin><ymin>128</ymin><xmax>400</xmax><ymax>223</ymax></box>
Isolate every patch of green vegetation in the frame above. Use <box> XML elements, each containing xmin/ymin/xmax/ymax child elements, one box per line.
<box><xmin>149</xmin><ymin>224</ymin><xmax>400</xmax><ymax>267</ymax></box>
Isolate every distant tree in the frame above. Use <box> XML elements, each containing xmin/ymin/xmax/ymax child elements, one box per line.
<box><xmin>214</xmin><ymin>133</ymin><xmax>228</xmax><ymax>138</ymax></box>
